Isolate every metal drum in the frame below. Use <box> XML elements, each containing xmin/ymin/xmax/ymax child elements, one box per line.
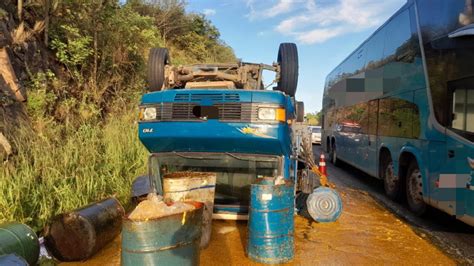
<box><xmin>0</xmin><ymin>222</ymin><xmax>40</xmax><ymax>265</ymax></box>
<box><xmin>121</xmin><ymin>201</ymin><xmax>204</xmax><ymax>266</ymax></box>
<box><xmin>306</xmin><ymin>187</ymin><xmax>343</xmax><ymax>223</ymax></box>
<box><xmin>0</xmin><ymin>254</ymin><xmax>28</xmax><ymax>266</ymax></box>
<box><xmin>44</xmin><ymin>197</ymin><xmax>125</xmax><ymax>261</ymax></box>
<box><xmin>247</xmin><ymin>181</ymin><xmax>294</xmax><ymax>264</ymax></box>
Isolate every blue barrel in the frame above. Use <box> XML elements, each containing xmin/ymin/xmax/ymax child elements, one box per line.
<box><xmin>306</xmin><ymin>187</ymin><xmax>343</xmax><ymax>223</ymax></box>
<box><xmin>0</xmin><ymin>254</ymin><xmax>28</xmax><ymax>266</ymax></box>
<box><xmin>247</xmin><ymin>181</ymin><xmax>294</xmax><ymax>264</ymax></box>
<box><xmin>121</xmin><ymin>201</ymin><xmax>204</xmax><ymax>266</ymax></box>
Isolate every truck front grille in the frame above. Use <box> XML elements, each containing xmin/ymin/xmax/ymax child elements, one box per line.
<box><xmin>158</xmin><ymin>102</ymin><xmax>255</xmax><ymax>122</ymax></box>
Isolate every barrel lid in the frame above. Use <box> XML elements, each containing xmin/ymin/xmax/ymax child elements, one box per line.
<box><xmin>306</xmin><ymin>187</ymin><xmax>343</xmax><ymax>223</ymax></box>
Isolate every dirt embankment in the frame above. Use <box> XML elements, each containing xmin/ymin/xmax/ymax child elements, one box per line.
<box><xmin>0</xmin><ymin>2</ymin><xmax>59</xmax><ymax>159</ymax></box>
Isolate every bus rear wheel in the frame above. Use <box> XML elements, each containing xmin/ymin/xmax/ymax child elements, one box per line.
<box><xmin>330</xmin><ymin>142</ymin><xmax>339</xmax><ymax>166</ymax></box>
<box><xmin>383</xmin><ymin>158</ymin><xmax>400</xmax><ymax>200</ymax></box>
<box><xmin>406</xmin><ymin>161</ymin><xmax>426</xmax><ymax>216</ymax></box>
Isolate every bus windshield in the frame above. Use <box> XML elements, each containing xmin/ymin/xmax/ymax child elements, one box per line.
<box><xmin>418</xmin><ymin>0</ymin><xmax>474</xmax><ymax>141</ymax></box>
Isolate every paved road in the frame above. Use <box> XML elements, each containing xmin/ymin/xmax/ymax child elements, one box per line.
<box><xmin>313</xmin><ymin>145</ymin><xmax>474</xmax><ymax>264</ymax></box>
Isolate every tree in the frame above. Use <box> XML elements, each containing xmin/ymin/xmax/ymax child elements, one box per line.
<box><xmin>306</xmin><ymin>112</ymin><xmax>322</xmax><ymax>126</ymax></box>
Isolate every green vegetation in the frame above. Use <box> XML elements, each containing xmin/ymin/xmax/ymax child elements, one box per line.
<box><xmin>306</xmin><ymin>112</ymin><xmax>322</xmax><ymax>126</ymax></box>
<box><xmin>0</xmin><ymin>0</ymin><xmax>236</xmax><ymax>231</ymax></box>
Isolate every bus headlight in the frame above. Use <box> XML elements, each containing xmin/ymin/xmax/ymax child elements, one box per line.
<box><xmin>257</xmin><ymin>107</ymin><xmax>286</xmax><ymax>122</ymax></box>
<box><xmin>140</xmin><ymin>107</ymin><xmax>157</xmax><ymax>121</ymax></box>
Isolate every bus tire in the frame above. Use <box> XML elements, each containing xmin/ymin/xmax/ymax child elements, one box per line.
<box><xmin>276</xmin><ymin>43</ymin><xmax>298</xmax><ymax>97</ymax></box>
<box><xmin>330</xmin><ymin>141</ymin><xmax>339</xmax><ymax>166</ymax></box>
<box><xmin>406</xmin><ymin>161</ymin><xmax>427</xmax><ymax>216</ymax></box>
<box><xmin>148</xmin><ymin>47</ymin><xmax>170</xmax><ymax>91</ymax></box>
<box><xmin>382</xmin><ymin>157</ymin><xmax>401</xmax><ymax>200</ymax></box>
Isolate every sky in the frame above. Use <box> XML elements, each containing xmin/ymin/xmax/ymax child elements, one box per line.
<box><xmin>186</xmin><ymin>0</ymin><xmax>406</xmax><ymax>113</ymax></box>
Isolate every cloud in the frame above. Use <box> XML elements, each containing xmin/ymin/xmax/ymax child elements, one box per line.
<box><xmin>203</xmin><ymin>8</ymin><xmax>216</xmax><ymax>16</ymax></box>
<box><xmin>247</xmin><ymin>0</ymin><xmax>300</xmax><ymax>20</ymax></box>
<box><xmin>247</xmin><ymin>0</ymin><xmax>404</xmax><ymax>44</ymax></box>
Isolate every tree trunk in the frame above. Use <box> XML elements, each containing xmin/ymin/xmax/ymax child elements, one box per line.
<box><xmin>0</xmin><ymin>132</ymin><xmax>12</xmax><ymax>157</ymax></box>
<box><xmin>17</xmin><ymin>0</ymin><xmax>23</xmax><ymax>21</ymax></box>
<box><xmin>44</xmin><ymin>0</ymin><xmax>51</xmax><ymax>46</ymax></box>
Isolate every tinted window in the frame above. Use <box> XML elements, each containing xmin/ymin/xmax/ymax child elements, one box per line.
<box><xmin>339</xmin><ymin>103</ymin><xmax>368</xmax><ymax>134</ymax></box>
<box><xmin>382</xmin><ymin>8</ymin><xmax>425</xmax><ymax>94</ymax></box>
<box><xmin>451</xmin><ymin>87</ymin><xmax>474</xmax><ymax>134</ymax></box>
<box><xmin>312</xmin><ymin>127</ymin><xmax>321</xmax><ymax>133</ymax></box>
<box><xmin>378</xmin><ymin>96</ymin><xmax>420</xmax><ymax>138</ymax></box>
<box><xmin>365</xmin><ymin>28</ymin><xmax>385</xmax><ymax>72</ymax></box>
<box><xmin>368</xmin><ymin>100</ymin><xmax>378</xmax><ymax>135</ymax></box>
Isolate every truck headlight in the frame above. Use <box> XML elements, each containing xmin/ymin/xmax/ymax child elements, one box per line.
<box><xmin>257</xmin><ymin>107</ymin><xmax>286</xmax><ymax>122</ymax></box>
<box><xmin>140</xmin><ymin>107</ymin><xmax>157</xmax><ymax>121</ymax></box>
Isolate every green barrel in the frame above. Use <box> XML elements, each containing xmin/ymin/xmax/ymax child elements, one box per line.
<box><xmin>121</xmin><ymin>201</ymin><xmax>204</xmax><ymax>266</ymax></box>
<box><xmin>0</xmin><ymin>222</ymin><xmax>40</xmax><ymax>265</ymax></box>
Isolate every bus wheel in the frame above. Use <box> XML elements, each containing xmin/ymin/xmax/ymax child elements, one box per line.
<box><xmin>330</xmin><ymin>142</ymin><xmax>339</xmax><ymax>166</ymax></box>
<box><xmin>383</xmin><ymin>158</ymin><xmax>400</xmax><ymax>200</ymax></box>
<box><xmin>147</xmin><ymin>47</ymin><xmax>170</xmax><ymax>91</ymax></box>
<box><xmin>406</xmin><ymin>161</ymin><xmax>426</xmax><ymax>216</ymax></box>
<box><xmin>276</xmin><ymin>43</ymin><xmax>298</xmax><ymax>97</ymax></box>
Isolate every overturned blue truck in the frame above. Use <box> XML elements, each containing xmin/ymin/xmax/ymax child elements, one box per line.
<box><xmin>133</xmin><ymin>43</ymin><xmax>342</xmax><ymax>264</ymax></box>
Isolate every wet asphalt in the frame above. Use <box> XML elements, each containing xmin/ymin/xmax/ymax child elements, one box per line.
<box><xmin>313</xmin><ymin>145</ymin><xmax>474</xmax><ymax>264</ymax></box>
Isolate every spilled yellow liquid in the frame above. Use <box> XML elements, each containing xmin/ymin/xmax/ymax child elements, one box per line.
<box><xmin>63</xmin><ymin>186</ymin><xmax>454</xmax><ymax>266</ymax></box>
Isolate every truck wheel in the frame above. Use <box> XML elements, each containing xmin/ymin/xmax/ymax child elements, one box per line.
<box><xmin>147</xmin><ymin>48</ymin><xmax>170</xmax><ymax>91</ymax></box>
<box><xmin>383</xmin><ymin>157</ymin><xmax>400</xmax><ymax>200</ymax></box>
<box><xmin>406</xmin><ymin>161</ymin><xmax>427</xmax><ymax>216</ymax></box>
<box><xmin>296</xmin><ymin>101</ymin><xmax>304</xmax><ymax>122</ymax></box>
<box><xmin>276</xmin><ymin>43</ymin><xmax>298</xmax><ymax>97</ymax></box>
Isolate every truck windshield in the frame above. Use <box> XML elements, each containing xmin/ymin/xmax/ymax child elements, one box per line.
<box><xmin>149</xmin><ymin>152</ymin><xmax>282</xmax><ymax>205</ymax></box>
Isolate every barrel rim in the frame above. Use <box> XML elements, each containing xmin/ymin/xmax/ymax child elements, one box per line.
<box><xmin>124</xmin><ymin>201</ymin><xmax>204</xmax><ymax>222</ymax></box>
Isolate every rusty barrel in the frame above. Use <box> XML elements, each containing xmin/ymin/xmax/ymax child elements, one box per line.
<box><xmin>121</xmin><ymin>202</ymin><xmax>204</xmax><ymax>266</ymax></box>
<box><xmin>0</xmin><ymin>222</ymin><xmax>40</xmax><ymax>265</ymax></box>
<box><xmin>163</xmin><ymin>172</ymin><xmax>216</xmax><ymax>248</ymax></box>
<box><xmin>44</xmin><ymin>197</ymin><xmax>125</xmax><ymax>261</ymax></box>
<box><xmin>247</xmin><ymin>180</ymin><xmax>294</xmax><ymax>264</ymax></box>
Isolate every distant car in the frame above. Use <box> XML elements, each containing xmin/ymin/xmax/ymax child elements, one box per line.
<box><xmin>310</xmin><ymin>126</ymin><xmax>321</xmax><ymax>144</ymax></box>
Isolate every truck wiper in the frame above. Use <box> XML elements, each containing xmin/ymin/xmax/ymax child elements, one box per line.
<box><xmin>225</xmin><ymin>152</ymin><xmax>276</xmax><ymax>162</ymax></box>
<box><xmin>173</xmin><ymin>152</ymin><xmax>221</xmax><ymax>160</ymax></box>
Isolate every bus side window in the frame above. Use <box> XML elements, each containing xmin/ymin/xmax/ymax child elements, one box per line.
<box><xmin>368</xmin><ymin>100</ymin><xmax>378</xmax><ymax>135</ymax></box>
<box><xmin>452</xmin><ymin>87</ymin><xmax>474</xmax><ymax>133</ymax></box>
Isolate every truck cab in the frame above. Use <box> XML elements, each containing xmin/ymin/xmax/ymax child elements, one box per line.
<box><xmin>137</xmin><ymin>44</ymin><xmax>303</xmax><ymax>215</ymax></box>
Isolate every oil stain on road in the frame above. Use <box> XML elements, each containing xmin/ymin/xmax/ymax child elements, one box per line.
<box><xmin>63</xmin><ymin>184</ymin><xmax>454</xmax><ymax>265</ymax></box>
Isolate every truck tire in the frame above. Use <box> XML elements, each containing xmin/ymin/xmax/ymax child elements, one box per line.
<box><xmin>276</xmin><ymin>43</ymin><xmax>298</xmax><ymax>97</ymax></box>
<box><xmin>147</xmin><ymin>48</ymin><xmax>170</xmax><ymax>91</ymax></box>
<box><xmin>406</xmin><ymin>161</ymin><xmax>427</xmax><ymax>216</ymax></box>
<box><xmin>296</xmin><ymin>101</ymin><xmax>304</xmax><ymax>122</ymax></box>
